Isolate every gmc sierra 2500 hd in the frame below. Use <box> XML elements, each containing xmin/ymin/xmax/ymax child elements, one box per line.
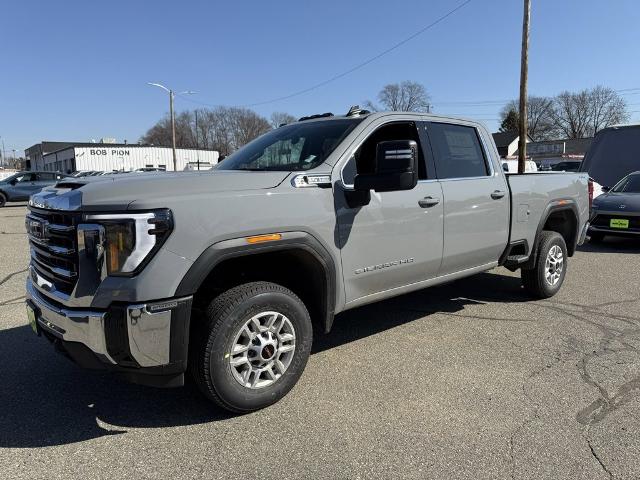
<box><xmin>25</xmin><ymin>108</ymin><xmax>590</xmax><ymax>412</ymax></box>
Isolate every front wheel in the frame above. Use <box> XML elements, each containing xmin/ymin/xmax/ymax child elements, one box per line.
<box><xmin>191</xmin><ymin>281</ymin><xmax>312</xmax><ymax>413</ymax></box>
<box><xmin>521</xmin><ymin>231</ymin><xmax>568</xmax><ymax>299</ymax></box>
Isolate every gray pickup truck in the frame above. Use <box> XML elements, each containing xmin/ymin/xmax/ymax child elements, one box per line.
<box><xmin>25</xmin><ymin>109</ymin><xmax>590</xmax><ymax>412</ymax></box>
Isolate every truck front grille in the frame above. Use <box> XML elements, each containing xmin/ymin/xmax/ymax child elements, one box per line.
<box><xmin>26</xmin><ymin>207</ymin><xmax>80</xmax><ymax>295</ymax></box>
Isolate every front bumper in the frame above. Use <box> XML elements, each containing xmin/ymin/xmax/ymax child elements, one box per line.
<box><xmin>26</xmin><ymin>276</ymin><xmax>192</xmax><ymax>387</ymax></box>
<box><xmin>589</xmin><ymin>210</ymin><xmax>640</xmax><ymax>236</ymax></box>
<box><xmin>588</xmin><ymin>225</ymin><xmax>640</xmax><ymax>236</ymax></box>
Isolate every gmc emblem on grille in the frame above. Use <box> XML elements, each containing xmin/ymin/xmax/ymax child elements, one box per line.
<box><xmin>27</xmin><ymin>218</ymin><xmax>48</xmax><ymax>240</ymax></box>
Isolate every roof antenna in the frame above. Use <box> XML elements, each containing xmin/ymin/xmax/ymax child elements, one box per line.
<box><xmin>346</xmin><ymin>105</ymin><xmax>370</xmax><ymax>117</ymax></box>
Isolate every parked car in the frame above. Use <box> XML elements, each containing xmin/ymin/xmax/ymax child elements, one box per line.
<box><xmin>25</xmin><ymin>110</ymin><xmax>589</xmax><ymax>412</ymax></box>
<box><xmin>501</xmin><ymin>159</ymin><xmax>538</xmax><ymax>173</ymax></box>
<box><xmin>581</xmin><ymin>124</ymin><xmax>640</xmax><ymax>198</ymax></box>
<box><xmin>551</xmin><ymin>160</ymin><xmax>582</xmax><ymax>172</ymax></box>
<box><xmin>183</xmin><ymin>162</ymin><xmax>214</xmax><ymax>171</ymax></box>
<box><xmin>71</xmin><ymin>171</ymin><xmax>99</xmax><ymax>177</ymax></box>
<box><xmin>135</xmin><ymin>167</ymin><xmax>167</xmax><ymax>172</ymax></box>
<box><xmin>0</xmin><ymin>171</ymin><xmax>68</xmax><ymax>207</ymax></box>
<box><xmin>588</xmin><ymin>171</ymin><xmax>640</xmax><ymax>242</ymax></box>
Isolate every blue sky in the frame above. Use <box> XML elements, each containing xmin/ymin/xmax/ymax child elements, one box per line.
<box><xmin>1</xmin><ymin>0</ymin><xmax>639</xmax><ymax>154</ymax></box>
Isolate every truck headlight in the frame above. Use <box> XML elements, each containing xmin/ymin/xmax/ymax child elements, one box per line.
<box><xmin>83</xmin><ymin>210</ymin><xmax>173</xmax><ymax>276</ymax></box>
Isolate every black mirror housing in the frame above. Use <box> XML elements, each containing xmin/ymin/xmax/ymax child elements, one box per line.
<box><xmin>601</xmin><ymin>185</ymin><xmax>610</xmax><ymax>193</ymax></box>
<box><xmin>354</xmin><ymin>140</ymin><xmax>418</xmax><ymax>193</ymax></box>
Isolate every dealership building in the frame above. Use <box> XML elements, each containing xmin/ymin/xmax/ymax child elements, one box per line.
<box><xmin>26</xmin><ymin>141</ymin><xmax>219</xmax><ymax>173</ymax></box>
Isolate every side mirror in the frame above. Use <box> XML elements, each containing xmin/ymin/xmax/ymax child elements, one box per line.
<box><xmin>354</xmin><ymin>140</ymin><xmax>418</xmax><ymax>192</ymax></box>
<box><xmin>502</xmin><ymin>163</ymin><xmax>510</xmax><ymax>172</ymax></box>
<box><xmin>601</xmin><ymin>186</ymin><xmax>610</xmax><ymax>193</ymax></box>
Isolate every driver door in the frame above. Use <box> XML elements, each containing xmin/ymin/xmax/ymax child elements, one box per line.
<box><xmin>335</xmin><ymin>121</ymin><xmax>444</xmax><ymax>306</ymax></box>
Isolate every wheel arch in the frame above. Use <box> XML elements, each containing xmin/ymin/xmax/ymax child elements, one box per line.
<box><xmin>176</xmin><ymin>231</ymin><xmax>337</xmax><ymax>333</ymax></box>
<box><xmin>525</xmin><ymin>200</ymin><xmax>579</xmax><ymax>268</ymax></box>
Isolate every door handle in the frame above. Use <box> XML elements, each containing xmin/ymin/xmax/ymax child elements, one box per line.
<box><xmin>491</xmin><ymin>190</ymin><xmax>506</xmax><ymax>200</ymax></box>
<box><xmin>418</xmin><ymin>196</ymin><xmax>440</xmax><ymax>208</ymax></box>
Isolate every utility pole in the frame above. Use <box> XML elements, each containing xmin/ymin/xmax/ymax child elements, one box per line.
<box><xmin>1</xmin><ymin>138</ymin><xmax>6</xmax><ymax>170</ymax></box>
<box><xmin>517</xmin><ymin>0</ymin><xmax>531</xmax><ymax>174</ymax></box>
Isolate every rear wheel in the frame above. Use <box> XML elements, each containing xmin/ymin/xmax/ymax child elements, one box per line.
<box><xmin>0</xmin><ymin>192</ymin><xmax>6</xmax><ymax>208</ymax></box>
<box><xmin>191</xmin><ymin>281</ymin><xmax>312</xmax><ymax>413</ymax></box>
<box><xmin>521</xmin><ymin>231</ymin><xmax>567</xmax><ymax>299</ymax></box>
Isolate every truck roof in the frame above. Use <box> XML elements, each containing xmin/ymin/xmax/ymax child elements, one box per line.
<box><xmin>294</xmin><ymin>110</ymin><xmax>484</xmax><ymax>126</ymax></box>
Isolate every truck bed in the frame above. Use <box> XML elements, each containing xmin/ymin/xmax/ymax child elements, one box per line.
<box><xmin>506</xmin><ymin>172</ymin><xmax>590</xmax><ymax>254</ymax></box>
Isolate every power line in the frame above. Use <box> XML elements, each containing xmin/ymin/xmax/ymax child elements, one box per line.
<box><xmin>178</xmin><ymin>0</ymin><xmax>474</xmax><ymax>108</ymax></box>
<box><xmin>432</xmin><ymin>88</ymin><xmax>640</xmax><ymax>107</ymax></box>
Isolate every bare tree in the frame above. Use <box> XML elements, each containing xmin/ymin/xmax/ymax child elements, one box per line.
<box><xmin>552</xmin><ymin>90</ymin><xmax>593</xmax><ymax>139</ymax></box>
<box><xmin>498</xmin><ymin>87</ymin><xmax>629</xmax><ymax>140</ymax></box>
<box><xmin>500</xmin><ymin>96</ymin><xmax>554</xmax><ymax>140</ymax></box>
<box><xmin>141</xmin><ymin>107</ymin><xmax>271</xmax><ymax>156</ymax></box>
<box><xmin>270</xmin><ymin>112</ymin><xmax>297</xmax><ymax>128</ymax></box>
<box><xmin>588</xmin><ymin>85</ymin><xmax>628</xmax><ymax>135</ymax></box>
<box><xmin>551</xmin><ymin>86</ymin><xmax>628</xmax><ymax>139</ymax></box>
<box><xmin>366</xmin><ymin>81</ymin><xmax>431</xmax><ymax>112</ymax></box>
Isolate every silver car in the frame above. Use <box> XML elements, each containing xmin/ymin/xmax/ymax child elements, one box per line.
<box><xmin>589</xmin><ymin>171</ymin><xmax>640</xmax><ymax>241</ymax></box>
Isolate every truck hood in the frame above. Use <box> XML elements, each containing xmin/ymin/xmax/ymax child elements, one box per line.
<box><xmin>30</xmin><ymin>170</ymin><xmax>290</xmax><ymax>211</ymax></box>
<box><xmin>593</xmin><ymin>192</ymin><xmax>640</xmax><ymax>211</ymax></box>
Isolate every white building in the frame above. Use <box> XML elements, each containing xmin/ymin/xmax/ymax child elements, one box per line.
<box><xmin>38</xmin><ymin>144</ymin><xmax>219</xmax><ymax>173</ymax></box>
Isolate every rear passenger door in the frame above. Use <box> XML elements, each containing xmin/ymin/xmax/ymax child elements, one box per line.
<box><xmin>425</xmin><ymin>122</ymin><xmax>509</xmax><ymax>275</ymax></box>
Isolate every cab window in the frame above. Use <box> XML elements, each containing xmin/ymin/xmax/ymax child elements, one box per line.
<box><xmin>342</xmin><ymin>122</ymin><xmax>427</xmax><ymax>185</ymax></box>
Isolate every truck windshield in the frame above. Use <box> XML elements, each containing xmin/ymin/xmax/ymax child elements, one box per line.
<box><xmin>215</xmin><ymin>119</ymin><xmax>362</xmax><ymax>171</ymax></box>
<box><xmin>612</xmin><ymin>174</ymin><xmax>640</xmax><ymax>193</ymax></box>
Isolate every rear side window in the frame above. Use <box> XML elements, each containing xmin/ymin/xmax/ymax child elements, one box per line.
<box><xmin>37</xmin><ymin>173</ymin><xmax>55</xmax><ymax>181</ymax></box>
<box><xmin>428</xmin><ymin>123</ymin><xmax>489</xmax><ymax>179</ymax></box>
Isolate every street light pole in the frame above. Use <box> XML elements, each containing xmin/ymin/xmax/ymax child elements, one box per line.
<box><xmin>147</xmin><ymin>83</ymin><xmax>196</xmax><ymax>171</ymax></box>
<box><xmin>169</xmin><ymin>89</ymin><xmax>177</xmax><ymax>170</ymax></box>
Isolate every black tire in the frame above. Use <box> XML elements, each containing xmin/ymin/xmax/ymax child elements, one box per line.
<box><xmin>589</xmin><ymin>232</ymin><xmax>605</xmax><ymax>243</ymax></box>
<box><xmin>0</xmin><ymin>192</ymin><xmax>6</xmax><ymax>208</ymax></box>
<box><xmin>521</xmin><ymin>231</ymin><xmax>568</xmax><ymax>299</ymax></box>
<box><xmin>190</xmin><ymin>281</ymin><xmax>312</xmax><ymax>413</ymax></box>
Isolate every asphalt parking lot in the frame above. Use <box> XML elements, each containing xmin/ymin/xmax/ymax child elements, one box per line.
<box><xmin>1</xmin><ymin>203</ymin><xmax>639</xmax><ymax>479</ymax></box>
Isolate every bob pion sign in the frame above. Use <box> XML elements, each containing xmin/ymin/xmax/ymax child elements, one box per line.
<box><xmin>89</xmin><ymin>148</ymin><xmax>131</xmax><ymax>156</ymax></box>
<box><xmin>42</xmin><ymin>145</ymin><xmax>219</xmax><ymax>172</ymax></box>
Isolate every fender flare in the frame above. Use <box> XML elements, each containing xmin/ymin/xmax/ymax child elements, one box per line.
<box><xmin>175</xmin><ymin>231</ymin><xmax>338</xmax><ymax>332</ymax></box>
<box><xmin>525</xmin><ymin>200</ymin><xmax>579</xmax><ymax>268</ymax></box>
